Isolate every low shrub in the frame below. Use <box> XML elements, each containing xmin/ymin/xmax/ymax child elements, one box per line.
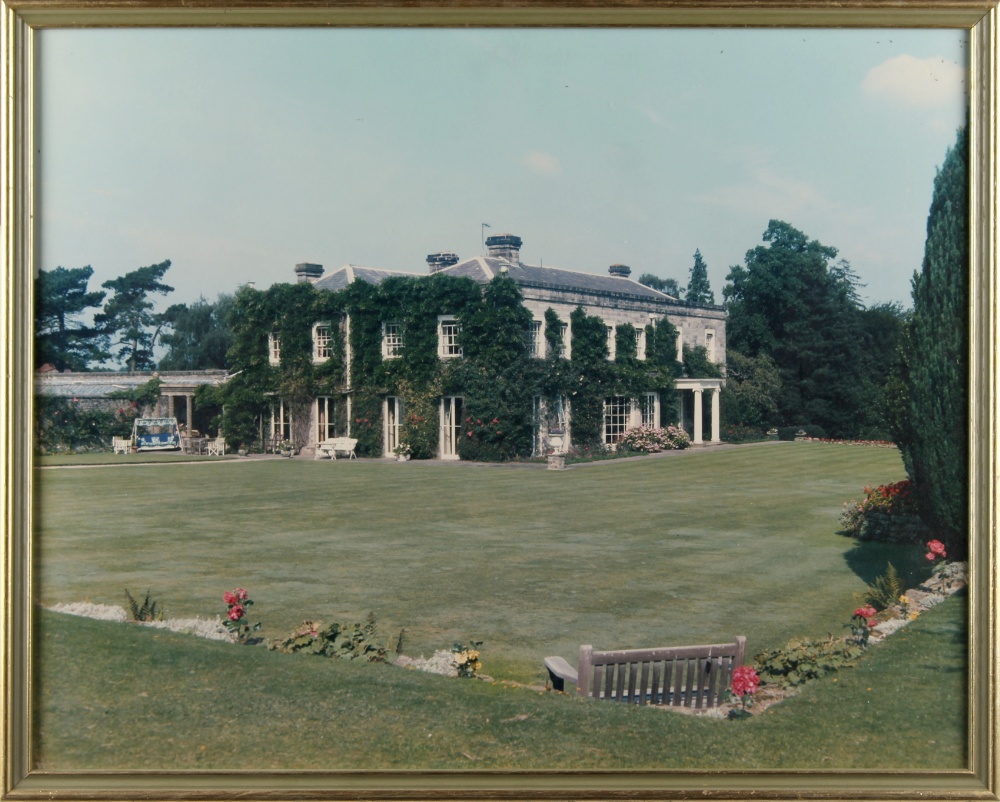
<box><xmin>618</xmin><ymin>425</ymin><xmax>690</xmax><ymax>453</ymax></box>
<box><xmin>721</xmin><ymin>424</ymin><xmax>770</xmax><ymax>444</ymax></box>
<box><xmin>840</xmin><ymin>480</ymin><xmax>928</xmax><ymax>543</ymax></box>
<box><xmin>269</xmin><ymin>613</ymin><xmax>387</xmax><ymax>662</ymax></box>
<box><xmin>754</xmin><ymin>636</ymin><xmax>864</xmax><ymax>688</ymax></box>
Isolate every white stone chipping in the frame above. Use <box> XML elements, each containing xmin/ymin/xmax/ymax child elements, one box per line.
<box><xmin>47</xmin><ymin>602</ymin><xmax>235</xmax><ymax>642</ymax></box>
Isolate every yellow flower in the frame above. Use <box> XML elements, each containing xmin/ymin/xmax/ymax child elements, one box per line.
<box><xmin>899</xmin><ymin>595</ymin><xmax>910</xmax><ymax>605</ymax></box>
<box><xmin>909</xmin><ymin>611</ymin><xmax>920</xmax><ymax>620</ymax></box>
<box><xmin>467</xmin><ymin>650</ymin><xmax>479</xmax><ymax>661</ymax></box>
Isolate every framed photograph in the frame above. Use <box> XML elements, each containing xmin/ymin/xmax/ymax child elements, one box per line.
<box><xmin>2</xmin><ymin>1</ymin><xmax>997</xmax><ymax>799</ymax></box>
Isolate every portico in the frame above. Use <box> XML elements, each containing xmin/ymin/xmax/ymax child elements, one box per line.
<box><xmin>675</xmin><ymin>377</ymin><xmax>724</xmax><ymax>444</ymax></box>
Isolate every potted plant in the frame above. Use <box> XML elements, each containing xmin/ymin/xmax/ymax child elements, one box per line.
<box><xmin>393</xmin><ymin>442</ymin><xmax>412</xmax><ymax>462</ymax></box>
<box><xmin>277</xmin><ymin>439</ymin><xmax>295</xmax><ymax>458</ymax></box>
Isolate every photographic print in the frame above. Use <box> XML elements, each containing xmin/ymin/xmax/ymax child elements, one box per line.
<box><xmin>2</xmin><ymin>2</ymin><xmax>997</xmax><ymax>799</ymax></box>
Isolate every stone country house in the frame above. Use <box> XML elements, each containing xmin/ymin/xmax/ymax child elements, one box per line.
<box><xmin>263</xmin><ymin>233</ymin><xmax>726</xmax><ymax>459</ymax></box>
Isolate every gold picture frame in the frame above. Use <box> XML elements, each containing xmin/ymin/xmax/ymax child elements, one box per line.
<box><xmin>2</xmin><ymin>1</ymin><xmax>997</xmax><ymax>799</ymax></box>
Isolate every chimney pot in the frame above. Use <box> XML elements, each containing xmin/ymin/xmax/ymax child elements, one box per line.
<box><xmin>485</xmin><ymin>233</ymin><xmax>522</xmax><ymax>263</ymax></box>
<box><xmin>294</xmin><ymin>263</ymin><xmax>324</xmax><ymax>283</ymax></box>
<box><xmin>427</xmin><ymin>252</ymin><xmax>460</xmax><ymax>273</ymax></box>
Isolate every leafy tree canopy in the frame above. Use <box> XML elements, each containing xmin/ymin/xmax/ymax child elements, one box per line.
<box><xmin>637</xmin><ymin>273</ymin><xmax>683</xmax><ymax>297</ymax></box>
<box><xmin>159</xmin><ymin>294</ymin><xmax>235</xmax><ymax>371</ymax></box>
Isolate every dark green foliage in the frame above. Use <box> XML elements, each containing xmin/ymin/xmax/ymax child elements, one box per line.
<box><xmin>637</xmin><ymin>273</ymin><xmax>683</xmax><ymax>297</ymax></box>
<box><xmin>682</xmin><ymin>345</ymin><xmax>722</xmax><ymax>379</ymax></box>
<box><xmin>159</xmin><ymin>294</ymin><xmax>235</xmax><ymax>370</ymax></box>
<box><xmin>897</xmin><ymin>125</ymin><xmax>968</xmax><ymax>556</ymax></box>
<box><xmin>684</xmin><ymin>249</ymin><xmax>715</xmax><ymax>305</ymax></box>
<box><xmin>754</xmin><ymin>637</ymin><xmax>864</xmax><ymax>689</ymax></box>
<box><xmin>269</xmin><ymin>613</ymin><xmax>388</xmax><ymax>662</ymax></box>
<box><xmin>124</xmin><ymin>589</ymin><xmax>162</xmax><ymax>622</ymax></box>
<box><xmin>34</xmin><ymin>265</ymin><xmax>109</xmax><ymax>371</ymax></box>
<box><xmin>95</xmin><ymin>260</ymin><xmax>174</xmax><ymax>371</ymax></box>
<box><xmin>720</xmin><ymin>349</ymin><xmax>781</xmax><ymax>430</ymax></box>
<box><xmin>724</xmin><ymin>221</ymin><xmax>872</xmax><ymax>438</ymax></box>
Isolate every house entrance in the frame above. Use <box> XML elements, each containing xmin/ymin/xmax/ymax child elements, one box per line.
<box><xmin>440</xmin><ymin>396</ymin><xmax>463</xmax><ymax>459</ymax></box>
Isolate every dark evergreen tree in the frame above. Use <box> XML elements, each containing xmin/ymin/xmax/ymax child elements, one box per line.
<box><xmin>34</xmin><ymin>265</ymin><xmax>108</xmax><ymax>371</ymax></box>
<box><xmin>898</xmin><ymin>124</ymin><xmax>968</xmax><ymax>555</ymax></box>
<box><xmin>684</xmin><ymin>249</ymin><xmax>715</xmax><ymax>305</ymax></box>
<box><xmin>95</xmin><ymin>260</ymin><xmax>174</xmax><ymax>371</ymax></box>
<box><xmin>723</xmin><ymin>220</ymin><xmax>866</xmax><ymax>437</ymax></box>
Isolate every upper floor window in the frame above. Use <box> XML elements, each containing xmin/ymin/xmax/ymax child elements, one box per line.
<box><xmin>635</xmin><ymin>328</ymin><xmax>646</xmax><ymax>360</ymax></box>
<box><xmin>268</xmin><ymin>332</ymin><xmax>281</xmax><ymax>365</ymax></box>
<box><xmin>606</xmin><ymin>326</ymin><xmax>616</xmax><ymax>361</ymax></box>
<box><xmin>313</xmin><ymin>323</ymin><xmax>332</xmax><ymax>362</ymax></box>
<box><xmin>527</xmin><ymin>320</ymin><xmax>543</xmax><ymax>358</ymax></box>
<box><xmin>438</xmin><ymin>316</ymin><xmax>462</xmax><ymax>358</ymax></box>
<box><xmin>559</xmin><ymin>322</ymin><xmax>571</xmax><ymax>359</ymax></box>
<box><xmin>382</xmin><ymin>322</ymin><xmax>403</xmax><ymax>359</ymax></box>
<box><xmin>705</xmin><ymin>330</ymin><xmax>716</xmax><ymax>362</ymax></box>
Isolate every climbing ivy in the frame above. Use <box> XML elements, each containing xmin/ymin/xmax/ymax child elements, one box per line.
<box><xmin>222</xmin><ymin>274</ymin><xmax>689</xmax><ymax>459</ymax></box>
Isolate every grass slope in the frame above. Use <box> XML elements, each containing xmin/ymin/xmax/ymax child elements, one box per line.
<box><xmin>35</xmin><ymin>443</ymin><xmax>926</xmax><ymax>683</ymax></box>
<box><xmin>33</xmin><ymin>593</ymin><xmax>965</xmax><ymax>770</ymax></box>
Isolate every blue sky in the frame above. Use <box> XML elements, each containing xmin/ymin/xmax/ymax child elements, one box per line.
<box><xmin>38</xmin><ymin>27</ymin><xmax>967</xmax><ymax>310</ymax></box>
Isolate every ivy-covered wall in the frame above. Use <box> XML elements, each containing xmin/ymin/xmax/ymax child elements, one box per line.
<box><xmin>221</xmin><ymin>274</ymin><xmax>690</xmax><ymax>459</ymax></box>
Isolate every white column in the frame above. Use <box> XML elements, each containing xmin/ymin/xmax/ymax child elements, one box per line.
<box><xmin>711</xmin><ymin>387</ymin><xmax>721</xmax><ymax>443</ymax></box>
<box><xmin>693</xmin><ymin>389</ymin><xmax>704</xmax><ymax>444</ymax></box>
<box><xmin>186</xmin><ymin>395</ymin><xmax>194</xmax><ymax>431</ymax></box>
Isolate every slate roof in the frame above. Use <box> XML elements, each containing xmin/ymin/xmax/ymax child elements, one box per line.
<box><xmin>313</xmin><ymin>264</ymin><xmax>421</xmax><ymax>292</ymax></box>
<box><xmin>439</xmin><ymin>256</ymin><xmax>679</xmax><ymax>303</ymax></box>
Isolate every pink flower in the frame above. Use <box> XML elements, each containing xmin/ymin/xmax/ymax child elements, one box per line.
<box><xmin>925</xmin><ymin>552</ymin><xmax>937</xmax><ymax>561</ymax></box>
<box><xmin>732</xmin><ymin>665</ymin><xmax>760</xmax><ymax>697</ymax></box>
<box><xmin>223</xmin><ymin>591</ymin><xmax>238</xmax><ymax>605</ymax></box>
<box><xmin>235</xmin><ymin>587</ymin><xmax>249</xmax><ymax>601</ymax></box>
<box><xmin>927</xmin><ymin>540</ymin><xmax>947</xmax><ymax>557</ymax></box>
<box><xmin>228</xmin><ymin>604</ymin><xmax>245</xmax><ymax>621</ymax></box>
<box><xmin>854</xmin><ymin>605</ymin><xmax>877</xmax><ymax>620</ymax></box>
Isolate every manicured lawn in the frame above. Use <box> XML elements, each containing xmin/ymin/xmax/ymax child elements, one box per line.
<box><xmin>31</xmin><ymin>441</ymin><xmax>967</xmax><ymax>771</ymax></box>
<box><xmin>32</xmin><ymin>592</ymin><xmax>966</xmax><ymax>770</ymax></box>
<box><xmin>34</xmin><ymin>442</ymin><xmax>926</xmax><ymax>686</ymax></box>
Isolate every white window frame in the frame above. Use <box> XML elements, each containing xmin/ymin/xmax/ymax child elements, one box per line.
<box><xmin>559</xmin><ymin>322</ymin><xmax>571</xmax><ymax>359</ymax></box>
<box><xmin>316</xmin><ymin>396</ymin><xmax>336</xmax><ymax>442</ymax></box>
<box><xmin>312</xmin><ymin>322</ymin><xmax>332</xmax><ymax>363</ymax></box>
<box><xmin>268</xmin><ymin>332</ymin><xmax>281</xmax><ymax>366</ymax></box>
<box><xmin>603</xmin><ymin>396</ymin><xmax>632</xmax><ymax>445</ymax></box>
<box><xmin>382</xmin><ymin>322</ymin><xmax>403</xmax><ymax>359</ymax></box>
<box><xmin>527</xmin><ymin>320</ymin><xmax>543</xmax><ymax>358</ymax></box>
<box><xmin>676</xmin><ymin>325</ymin><xmax>684</xmax><ymax>362</ymax></box>
<box><xmin>705</xmin><ymin>330</ymin><xmax>716</xmax><ymax>362</ymax></box>
<box><xmin>270</xmin><ymin>399</ymin><xmax>292</xmax><ymax>443</ymax></box>
<box><xmin>384</xmin><ymin>396</ymin><xmax>403</xmax><ymax>456</ymax></box>
<box><xmin>438</xmin><ymin>316</ymin><xmax>462</xmax><ymax>358</ymax></box>
<box><xmin>606</xmin><ymin>326</ymin><xmax>616</xmax><ymax>361</ymax></box>
<box><xmin>640</xmin><ymin>392</ymin><xmax>659</xmax><ymax>428</ymax></box>
<box><xmin>440</xmin><ymin>396</ymin><xmax>463</xmax><ymax>459</ymax></box>
<box><xmin>635</xmin><ymin>327</ymin><xmax>646</xmax><ymax>361</ymax></box>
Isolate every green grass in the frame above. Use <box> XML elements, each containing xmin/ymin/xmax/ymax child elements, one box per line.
<box><xmin>34</xmin><ymin>442</ymin><xmax>926</xmax><ymax>684</ymax></box>
<box><xmin>37</xmin><ymin>451</ymin><xmax>238</xmax><ymax>467</ymax></box>
<box><xmin>33</xmin><ymin>592</ymin><xmax>966</xmax><ymax>770</ymax></box>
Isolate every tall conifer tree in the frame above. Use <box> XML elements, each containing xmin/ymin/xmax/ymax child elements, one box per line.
<box><xmin>900</xmin><ymin>125</ymin><xmax>968</xmax><ymax>554</ymax></box>
<box><xmin>685</xmin><ymin>249</ymin><xmax>715</xmax><ymax>305</ymax></box>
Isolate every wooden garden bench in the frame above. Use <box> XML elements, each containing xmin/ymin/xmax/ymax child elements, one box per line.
<box><xmin>544</xmin><ymin>636</ymin><xmax>746</xmax><ymax>709</ymax></box>
<box><xmin>112</xmin><ymin>437</ymin><xmax>131</xmax><ymax>455</ymax></box>
<box><xmin>315</xmin><ymin>437</ymin><xmax>358</xmax><ymax>460</ymax></box>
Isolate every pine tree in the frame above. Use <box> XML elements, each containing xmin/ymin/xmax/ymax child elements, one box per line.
<box><xmin>685</xmin><ymin>249</ymin><xmax>715</xmax><ymax>305</ymax></box>
<box><xmin>900</xmin><ymin>125</ymin><xmax>968</xmax><ymax>555</ymax></box>
<box><xmin>34</xmin><ymin>265</ymin><xmax>109</xmax><ymax>371</ymax></box>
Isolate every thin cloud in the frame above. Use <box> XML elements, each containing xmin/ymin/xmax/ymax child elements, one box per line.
<box><xmin>694</xmin><ymin>164</ymin><xmax>825</xmax><ymax>218</ymax></box>
<box><xmin>862</xmin><ymin>54</ymin><xmax>965</xmax><ymax>108</ymax></box>
<box><xmin>522</xmin><ymin>150</ymin><xmax>562</xmax><ymax>176</ymax></box>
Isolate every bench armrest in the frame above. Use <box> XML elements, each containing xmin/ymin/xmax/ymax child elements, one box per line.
<box><xmin>543</xmin><ymin>656</ymin><xmax>578</xmax><ymax>692</ymax></box>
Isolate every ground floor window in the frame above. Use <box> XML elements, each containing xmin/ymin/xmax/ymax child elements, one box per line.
<box><xmin>440</xmin><ymin>396</ymin><xmax>463</xmax><ymax>459</ymax></box>
<box><xmin>603</xmin><ymin>396</ymin><xmax>631</xmax><ymax>445</ymax></box>
<box><xmin>270</xmin><ymin>399</ymin><xmax>292</xmax><ymax>444</ymax></box>
<box><xmin>640</xmin><ymin>392</ymin><xmax>659</xmax><ymax>428</ymax></box>
<box><xmin>316</xmin><ymin>396</ymin><xmax>336</xmax><ymax>442</ymax></box>
<box><xmin>385</xmin><ymin>396</ymin><xmax>403</xmax><ymax>456</ymax></box>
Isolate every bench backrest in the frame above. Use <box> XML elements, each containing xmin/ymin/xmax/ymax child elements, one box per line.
<box><xmin>577</xmin><ymin>636</ymin><xmax>746</xmax><ymax>709</ymax></box>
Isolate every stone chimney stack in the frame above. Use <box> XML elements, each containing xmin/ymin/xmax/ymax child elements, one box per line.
<box><xmin>608</xmin><ymin>263</ymin><xmax>632</xmax><ymax>278</ymax></box>
<box><xmin>427</xmin><ymin>252</ymin><xmax>460</xmax><ymax>273</ymax></box>
<box><xmin>485</xmin><ymin>233</ymin><xmax>522</xmax><ymax>263</ymax></box>
<box><xmin>294</xmin><ymin>263</ymin><xmax>324</xmax><ymax>283</ymax></box>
